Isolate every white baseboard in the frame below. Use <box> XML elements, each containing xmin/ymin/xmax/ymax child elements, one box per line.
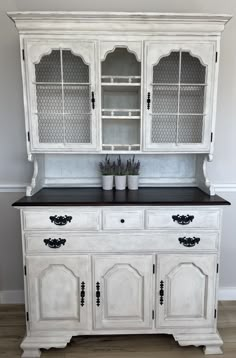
<box><xmin>218</xmin><ymin>287</ymin><xmax>236</xmax><ymax>300</ymax></box>
<box><xmin>0</xmin><ymin>288</ymin><xmax>236</xmax><ymax>304</ymax></box>
<box><xmin>0</xmin><ymin>290</ymin><xmax>25</xmax><ymax>304</ymax></box>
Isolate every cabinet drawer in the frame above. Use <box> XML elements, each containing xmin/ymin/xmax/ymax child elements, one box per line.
<box><xmin>146</xmin><ymin>209</ymin><xmax>220</xmax><ymax>230</ymax></box>
<box><xmin>103</xmin><ymin>209</ymin><xmax>144</xmax><ymax>230</ymax></box>
<box><xmin>25</xmin><ymin>231</ymin><xmax>218</xmax><ymax>253</ymax></box>
<box><xmin>22</xmin><ymin>209</ymin><xmax>100</xmax><ymax>231</ymax></box>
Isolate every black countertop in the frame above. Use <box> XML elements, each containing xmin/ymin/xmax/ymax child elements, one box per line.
<box><xmin>12</xmin><ymin>187</ymin><xmax>230</xmax><ymax>207</ymax></box>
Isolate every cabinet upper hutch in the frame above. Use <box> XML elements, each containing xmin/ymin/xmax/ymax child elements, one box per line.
<box><xmin>9</xmin><ymin>12</ymin><xmax>230</xmax><ymax>155</ymax></box>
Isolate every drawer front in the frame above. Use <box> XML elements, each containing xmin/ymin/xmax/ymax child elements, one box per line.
<box><xmin>22</xmin><ymin>209</ymin><xmax>100</xmax><ymax>231</ymax></box>
<box><xmin>103</xmin><ymin>209</ymin><xmax>144</xmax><ymax>230</ymax></box>
<box><xmin>146</xmin><ymin>209</ymin><xmax>220</xmax><ymax>230</ymax></box>
<box><xmin>25</xmin><ymin>231</ymin><xmax>218</xmax><ymax>253</ymax></box>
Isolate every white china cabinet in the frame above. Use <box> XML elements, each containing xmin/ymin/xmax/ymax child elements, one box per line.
<box><xmin>9</xmin><ymin>12</ymin><xmax>231</xmax><ymax>358</ymax></box>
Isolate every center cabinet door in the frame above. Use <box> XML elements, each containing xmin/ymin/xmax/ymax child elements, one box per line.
<box><xmin>26</xmin><ymin>255</ymin><xmax>90</xmax><ymax>331</ymax></box>
<box><xmin>93</xmin><ymin>255</ymin><xmax>154</xmax><ymax>330</ymax></box>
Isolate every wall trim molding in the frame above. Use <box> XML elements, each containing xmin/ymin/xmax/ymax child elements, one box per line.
<box><xmin>0</xmin><ymin>184</ymin><xmax>27</xmax><ymax>193</ymax></box>
<box><xmin>0</xmin><ymin>183</ymin><xmax>236</xmax><ymax>193</ymax></box>
<box><xmin>214</xmin><ymin>184</ymin><xmax>236</xmax><ymax>192</ymax></box>
<box><xmin>0</xmin><ymin>287</ymin><xmax>236</xmax><ymax>304</ymax></box>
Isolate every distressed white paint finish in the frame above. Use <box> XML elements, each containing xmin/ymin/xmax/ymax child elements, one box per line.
<box><xmin>17</xmin><ymin>204</ymin><xmax>225</xmax><ymax>356</ymax></box>
<box><xmin>157</xmin><ymin>254</ymin><xmax>217</xmax><ymax>328</ymax></box>
<box><xmin>144</xmin><ymin>42</ymin><xmax>215</xmax><ymax>152</ymax></box>
<box><xmin>24</xmin><ymin>39</ymin><xmax>99</xmax><ymax>152</ymax></box>
<box><xmin>24</xmin><ymin>231</ymin><xmax>219</xmax><ymax>254</ymax></box>
<box><xmin>146</xmin><ymin>207</ymin><xmax>220</xmax><ymax>230</ymax></box>
<box><xmin>103</xmin><ymin>209</ymin><xmax>144</xmax><ymax>230</ymax></box>
<box><xmin>7</xmin><ymin>11</ymin><xmax>231</xmax><ymax>197</ymax></box>
<box><xmin>93</xmin><ymin>255</ymin><xmax>153</xmax><ymax>329</ymax></box>
<box><xmin>26</xmin><ymin>255</ymin><xmax>90</xmax><ymax>331</ymax></box>
<box><xmin>7</xmin><ymin>11</ymin><xmax>231</xmax><ymax>358</ymax></box>
<box><xmin>22</xmin><ymin>208</ymin><xmax>101</xmax><ymax>231</ymax></box>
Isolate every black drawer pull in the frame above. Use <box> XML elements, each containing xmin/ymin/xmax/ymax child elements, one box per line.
<box><xmin>147</xmin><ymin>92</ymin><xmax>151</xmax><ymax>109</ymax></box>
<box><xmin>172</xmin><ymin>214</ymin><xmax>194</xmax><ymax>225</ymax></box>
<box><xmin>120</xmin><ymin>219</ymin><xmax>125</xmax><ymax>223</ymax></box>
<box><xmin>49</xmin><ymin>215</ymin><xmax>72</xmax><ymax>226</ymax></box>
<box><xmin>91</xmin><ymin>91</ymin><xmax>95</xmax><ymax>109</ymax></box>
<box><xmin>178</xmin><ymin>237</ymin><xmax>200</xmax><ymax>248</ymax></box>
<box><xmin>96</xmin><ymin>282</ymin><xmax>101</xmax><ymax>307</ymax></box>
<box><xmin>159</xmin><ymin>280</ymin><xmax>164</xmax><ymax>305</ymax></box>
<box><xmin>44</xmin><ymin>238</ymin><xmax>66</xmax><ymax>249</ymax></box>
<box><xmin>80</xmin><ymin>282</ymin><xmax>86</xmax><ymax>307</ymax></box>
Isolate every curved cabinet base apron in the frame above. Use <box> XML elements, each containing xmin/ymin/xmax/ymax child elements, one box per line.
<box><xmin>21</xmin><ymin>332</ymin><xmax>223</xmax><ymax>357</ymax></box>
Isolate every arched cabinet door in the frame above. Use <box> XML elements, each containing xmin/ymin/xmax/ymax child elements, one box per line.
<box><xmin>26</xmin><ymin>255</ymin><xmax>90</xmax><ymax>331</ymax></box>
<box><xmin>143</xmin><ymin>42</ymin><xmax>216</xmax><ymax>152</ymax></box>
<box><xmin>93</xmin><ymin>255</ymin><xmax>153</xmax><ymax>329</ymax></box>
<box><xmin>157</xmin><ymin>254</ymin><xmax>217</xmax><ymax>328</ymax></box>
<box><xmin>24</xmin><ymin>40</ymin><xmax>98</xmax><ymax>152</ymax></box>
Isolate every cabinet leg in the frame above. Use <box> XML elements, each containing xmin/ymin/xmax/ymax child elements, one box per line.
<box><xmin>203</xmin><ymin>345</ymin><xmax>223</xmax><ymax>355</ymax></box>
<box><xmin>21</xmin><ymin>334</ymin><xmax>72</xmax><ymax>357</ymax></box>
<box><xmin>21</xmin><ymin>349</ymin><xmax>41</xmax><ymax>358</ymax></box>
<box><xmin>174</xmin><ymin>331</ymin><xmax>223</xmax><ymax>355</ymax></box>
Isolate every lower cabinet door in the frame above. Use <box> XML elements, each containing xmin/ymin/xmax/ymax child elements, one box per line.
<box><xmin>26</xmin><ymin>255</ymin><xmax>90</xmax><ymax>331</ymax></box>
<box><xmin>93</xmin><ymin>255</ymin><xmax>153</xmax><ymax>330</ymax></box>
<box><xmin>157</xmin><ymin>254</ymin><xmax>217</xmax><ymax>328</ymax></box>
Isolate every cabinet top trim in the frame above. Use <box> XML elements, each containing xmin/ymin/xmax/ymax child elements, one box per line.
<box><xmin>7</xmin><ymin>12</ymin><xmax>232</xmax><ymax>34</ymax></box>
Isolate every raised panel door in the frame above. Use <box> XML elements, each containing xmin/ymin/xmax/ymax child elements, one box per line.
<box><xmin>93</xmin><ymin>255</ymin><xmax>153</xmax><ymax>329</ymax></box>
<box><xmin>26</xmin><ymin>255</ymin><xmax>90</xmax><ymax>331</ymax></box>
<box><xmin>157</xmin><ymin>254</ymin><xmax>217</xmax><ymax>328</ymax></box>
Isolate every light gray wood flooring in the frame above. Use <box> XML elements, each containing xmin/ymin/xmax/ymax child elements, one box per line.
<box><xmin>0</xmin><ymin>301</ymin><xmax>236</xmax><ymax>357</ymax></box>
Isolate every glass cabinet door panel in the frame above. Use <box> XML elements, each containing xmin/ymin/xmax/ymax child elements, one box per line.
<box><xmin>152</xmin><ymin>115</ymin><xmax>177</xmax><ymax>143</ymax></box>
<box><xmin>144</xmin><ymin>43</ymin><xmax>214</xmax><ymax>151</ymax></box>
<box><xmin>180</xmin><ymin>52</ymin><xmax>206</xmax><ymax>84</ymax></box>
<box><xmin>178</xmin><ymin>115</ymin><xmax>203</xmax><ymax>143</ymax></box>
<box><xmin>35</xmin><ymin>50</ymin><xmax>61</xmax><ymax>82</ymax></box>
<box><xmin>153</xmin><ymin>52</ymin><xmax>179</xmax><ymax>84</ymax></box>
<box><xmin>179</xmin><ymin>86</ymin><xmax>205</xmax><ymax>114</ymax></box>
<box><xmin>152</xmin><ymin>85</ymin><xmax>178</xmax><ymax>113</ymax></box>
<box><xmin>62</xmin><ymin>50</ymin><xmax>89</xmax><ymax>83</ymax></box>
<box><xmin>38</xmin><ymin>113</ymin><xmax>64</xmax><ymax>143</ymax></box>
<box><xmin>26</xmin><ymin>40</ymin><xmax>97</xmax><ymax>151</ymax></box>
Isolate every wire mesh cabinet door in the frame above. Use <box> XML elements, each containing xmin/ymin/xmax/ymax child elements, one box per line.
<box><xmin>24</xmin><ymin>40</ymin><xmax>98</xmax><ymax>152</ymax></box>
<box><xmin>143</xmin><ymin>42</ymin><xmax>216</xmax><ymax>152</ymax></box>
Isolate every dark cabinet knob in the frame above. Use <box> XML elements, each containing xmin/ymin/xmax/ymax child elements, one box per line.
<box><xmin>120</xmin><ymin>219</ymin><xmax>125</xmax><ymax>223</ymax></box>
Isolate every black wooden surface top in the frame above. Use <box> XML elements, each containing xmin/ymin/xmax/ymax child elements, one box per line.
<box><xmin>12</xmin><ymin>187</ymin><xmax>230</xmax><ymax>207</ymax></box>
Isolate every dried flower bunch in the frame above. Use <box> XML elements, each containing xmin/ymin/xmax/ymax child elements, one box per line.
<box><xmin>126</xmin><ymin>155</ymin><xmax>141</xmax><ymax>175</ymax></box>
<box><xmin>114</xmin><ymin>155</ymin><xmax>127</xmax><ymax>176</ymax></box>
<box><xmin>99</xmin><ymin>155</ymin><xmax>115</xmax><ymax>175</ymax></box>
<box><xmin>99</xmin><ymin>155</ymin><xmax>141</xmax><ymax>176</ymax></box>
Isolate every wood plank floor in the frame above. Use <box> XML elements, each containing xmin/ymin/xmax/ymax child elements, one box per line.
<box><xmin>0</xmin><ymin>302</ymin><xmax>236</xmax><ymax>357</ymax></box>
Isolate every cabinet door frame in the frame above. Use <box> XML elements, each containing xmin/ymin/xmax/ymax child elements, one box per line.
<box><xmin>93</xmin><ymin>254</ymin><xmax>154</xmax><ymax>330</ymax></box>
<box><xmin>156</xmin><ymin>254</ymin><xmax>217</xmax><ymax>329</ymax></box>
<box><xmin>24</xmin><ymin>39</ymin><xmax>99</xmax><ymax>152</ymax></box>
<box><xmin>143</xmin><ymin>41</ymin><xmax>216</xmax><ymax>152</ymax></box>
<box><xmin>26</xmin><ymin>255</ymin><xmax>90</xmax><ymax>331</ymax></box>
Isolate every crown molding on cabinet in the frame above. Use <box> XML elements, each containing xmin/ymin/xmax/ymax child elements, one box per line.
<box><xmin>7</xmin><ymin>12</ymin><xmax>232</xmax><ymax>35</ymax></box>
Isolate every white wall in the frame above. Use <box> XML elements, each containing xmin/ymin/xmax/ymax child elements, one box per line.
<box><xmin>0</xmin><ymin>0</ymin><xmax>236</xmax><ymax>301</ymax></box>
